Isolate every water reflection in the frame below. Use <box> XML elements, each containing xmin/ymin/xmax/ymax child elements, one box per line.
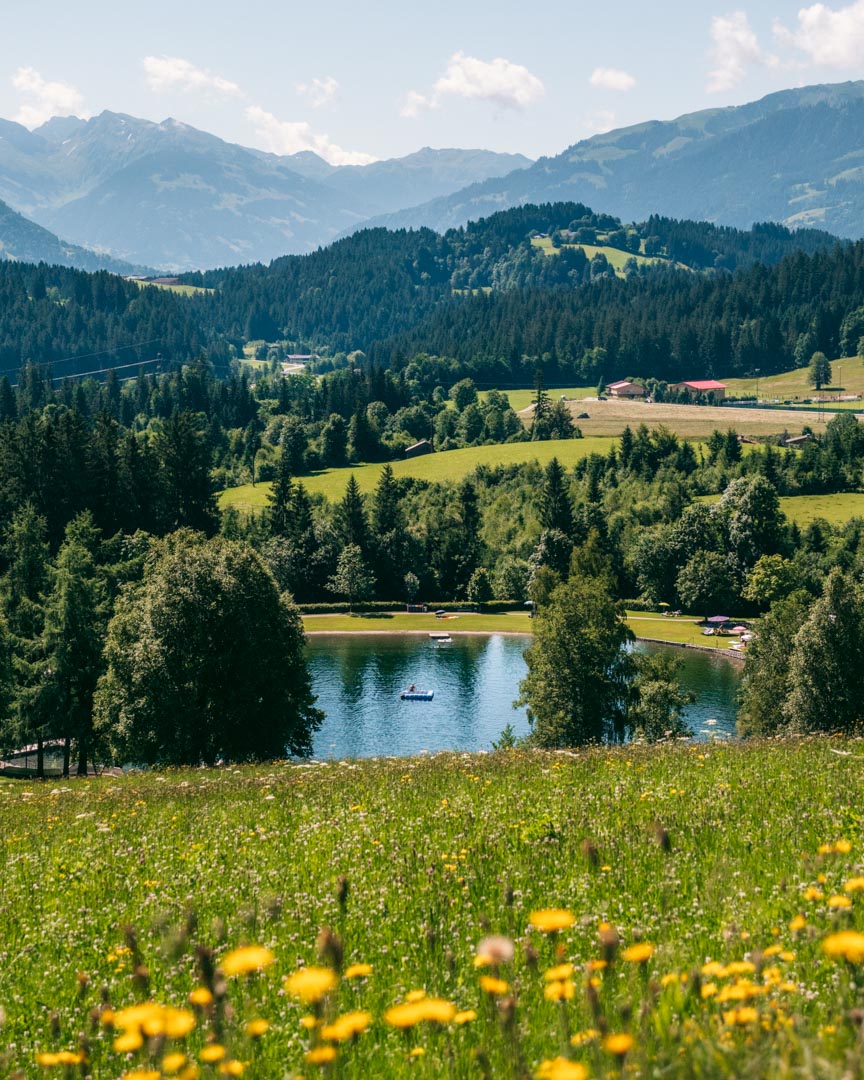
<box><xmin>307</xmin><ymin>635</ymin><xmax>743</xmax><ymax>760</ymax></box>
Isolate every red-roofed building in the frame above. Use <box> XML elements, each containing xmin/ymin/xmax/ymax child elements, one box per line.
<box><xmin>672</xmin><ymin>380</ymin><xmax>726</xmax><ymax>402</ymax></box>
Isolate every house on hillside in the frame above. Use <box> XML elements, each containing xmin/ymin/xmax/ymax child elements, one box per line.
<box><xmin>607</xmin><ymin>380</ymin><xmax>646</xmax><ymax>399</ymax></box>
<box><xmin>404</xmin><ymin>439</ymin><xmax>434</xmax><ymax>459</ymax></box>
<box><xmin>672</xmin><ymin>380</ymin><xmax>727</xmax><ymax>402</ymax></box>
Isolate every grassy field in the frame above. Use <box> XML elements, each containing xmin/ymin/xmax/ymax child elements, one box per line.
<box><xmin>699</xmin><ymin>492</ymin><xmax>864</xmax><ymax>527</ymax></box>
<box><xmin>778</xmin><ymin>493</ymin><xmax>864</xmax><ymax>526</ymax></box>
<box><xmin>4</xmin><ymin>739</ymin><xmax>864</xmax><ymax>1077</ymax></box>
<box><xmin>479</xmin><ymin>387</ymin><xmax>596</xmax><ymax>411</ymax></box>
<box><xmin>219</xmin><ymin>437</ymin><xmax>619</xmax><ymax>509</ymax></box>
<box><xmin>303</xmin><ymin>611</ymin><xmax>744</xmax><ymax>652</ymax></box>
<box><xmin>531</xmin><ymin>236</ymin><xmax>667</xmax><ymax>274</ymax></box>
<box><xmin>725</xmin><ymin>358</ymin><xmax>864</xmax><ymax>402</ymax></box>
<box><xmin>134</xmin><ymin>280</ymin><xmax>212</xmax><ymax>296</ymax></box>
<box><xmin>557</xmin><ymin>398</ymin><xmax>833</xmax><ymax>438</ymax></box>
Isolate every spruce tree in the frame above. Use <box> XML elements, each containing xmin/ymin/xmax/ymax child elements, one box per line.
<box><xmin>267</xmin><ymin>445</ymin><xmax>295</xmax><ymax>539</ymax></box>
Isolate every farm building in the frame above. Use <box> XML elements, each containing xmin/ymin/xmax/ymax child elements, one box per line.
<box><xmin>607</xmin><ymin>380</ymin><xmax>646</xmax><ymax>399</ymax></box>
<box><xmin>404</xmin><ymin>439</ymin><xmax>434</xmax><ymax>459</ymax></box>
<box><xmin>672</xmin><ymin>380</ymin><xmax>727</xmax><ymax>402</ymax></box>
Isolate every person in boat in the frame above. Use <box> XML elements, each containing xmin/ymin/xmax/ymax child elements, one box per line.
<box><xmin>409</xmin><ymin>684</ymin><xmax>415</xmax><ymax>693</ymax></box>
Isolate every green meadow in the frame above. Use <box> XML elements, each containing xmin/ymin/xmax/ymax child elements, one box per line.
<box><xmin>531</xmin><ymin>236</ymin><xmax>667</xmax><ymax>274</ymax></box>
<box><xmin>219</xmin><ymin>437</ymin><xmax>619</xmax><ymax>509</ymax></box>
<box><xmin>4</xmin><ymin>740</ymin><xmax>864</xmax><ymax>1077</ymax></box>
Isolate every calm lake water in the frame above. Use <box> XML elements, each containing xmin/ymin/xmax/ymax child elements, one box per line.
<box><xmin>307</xmin><ymin>634</ymin><xmax>742</xmax><ymax>759</ymax></box>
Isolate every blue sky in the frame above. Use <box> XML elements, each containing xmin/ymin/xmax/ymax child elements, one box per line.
<box><xmin>2</xmin><ymin>0</ymin><xmax>864</xmax><ymax>164</ymax></box>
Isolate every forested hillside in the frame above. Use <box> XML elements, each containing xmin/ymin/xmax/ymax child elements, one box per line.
<box><xmin>0</xmin><ymin>201</ymin><xmax>851</xmax><ymax>383</ymax></box>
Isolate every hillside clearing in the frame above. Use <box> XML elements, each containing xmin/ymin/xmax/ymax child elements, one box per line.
<box><xmin>531</xmin><ymin>235</ymin><xmax>668</xmax><ymax>274</ymax></box>
<box><xmin>219</xmin><ymin>437</ymin><xmax>618</xmax><ymax>508</ymax></box>
<box><xmin>725</xmin><ymin>357</ymin><xmax>864</xmax><ymax>401</ymax></box>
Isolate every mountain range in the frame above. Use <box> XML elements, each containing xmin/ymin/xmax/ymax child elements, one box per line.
<box><xmin>2</xmin><ymin>80</ymin><xmax>864</xmax><ymax>273</ymax></box>
<box><xmin>0</xmin><ymin>113</ymin><xmax>529</xmax><ymax>271</ymax></box>
<box><xmin>364</xmin><ymin>81</ymin><xmax>864</xmax><ymax>240</ymax></box>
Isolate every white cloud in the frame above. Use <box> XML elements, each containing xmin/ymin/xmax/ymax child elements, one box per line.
<box><xmin>245</xmin><ymin>105</ymin><xmax>375</xmax><ymax>166</ymax></box>
<box><xmin>584</xmin><ymin>110</ymin><xmax>617</xmax><ymax>134</ymax></box>
<box><xmin>402</xmin><ymin>51</ymin><xmax>544</xmax><ymax>117</ymax></box>
<box><xmin>296</xmin><ymin>75</ymin><xmax>339</xmax><ymax>108</ymax></box>
<box><xmin>142</xmin><ymin>56</ymin><xmax>242</xmax><ymax>98</ymax></box>
<box><xmin>706</xmin><ymin>11</ymin><xmax>779</xmax><ymax>93</ymax></box>
<box><xmin>589</xmin><ymin>67</ymin><xmax>636</xmax><ymax>92</ymax></box>
<box><xmin>773</xmin><ymin>1</ymin><xmax>864</xmax><ymax>67</ymax></box>
<box><xmin>11</xmin><ymin>66</ymin><xmax>88</xmax><ymax>128</ymax></box>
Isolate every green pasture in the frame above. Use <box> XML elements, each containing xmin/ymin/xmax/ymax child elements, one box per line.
<box><xmin>3</xmin><ymin>740</ymin><xmax>864</xmax><ymax>1077</ymax></box>
<box><xmin>778</xmin><ymin>493</ymin><xmax>864</xmax><ymax>526</ymax></box>
<box><xmin>219</xmin><ymin>437</ymin><xmax>619</xmax><ymax>508</ymax></box>
<box><xmin>531</xmin><ymin>236</ymin><xmax>665</xmax><ymax>274</ymax></box>
<box><xmin>478</xmin><ymin>387</ymin><xmax>595</xmax><ymax>411</ymax></box>
<box><xmin>725</xmin><ymin>357</ymin><xmax>864</xmax><ymax>402</ymax></box>
<box><xmin>134</xmin><ymin>280</ymin><xmax>211</xmax><ymax>296</ymax></box>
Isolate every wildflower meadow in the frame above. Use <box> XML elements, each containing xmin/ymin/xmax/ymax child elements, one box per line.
<box><xmin>4</xmin><ymin>738</ymin><xmax>864</xmax><ymax>1078</ymax></box>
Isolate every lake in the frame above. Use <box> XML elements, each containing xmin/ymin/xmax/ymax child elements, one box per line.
<box><xmin>307</xmin><ymin>634</ymin><xmax>742</xmax><ymax>759</ymax></box>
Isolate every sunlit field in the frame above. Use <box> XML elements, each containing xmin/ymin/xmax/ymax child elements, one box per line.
<box><xmin>5</xmin><ymin>739</ymin><xmax>864</xmax><ymax>1077</ymax></box>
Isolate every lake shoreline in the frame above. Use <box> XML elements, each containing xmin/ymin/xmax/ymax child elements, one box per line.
<box><xmin>304</xmin><ymin>625</ymin><xmax>741</xmax><ymax>656</ymax></box>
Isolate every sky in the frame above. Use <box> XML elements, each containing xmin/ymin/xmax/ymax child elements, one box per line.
<box><xmin>2</xmin><ymin>0</ymin><xmax>864</xmax><ymax>165</ymax></box>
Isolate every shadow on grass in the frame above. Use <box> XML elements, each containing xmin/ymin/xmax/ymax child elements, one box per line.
<box><xmin>352</xmin><ymin>612</ymin><xmax>395</xmax><ymax>620</ymax></box>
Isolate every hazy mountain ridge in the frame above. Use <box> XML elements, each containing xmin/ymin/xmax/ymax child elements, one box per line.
<box><xmin>358</xmin><ymin>82</ymin><xmax>864</xmax><ymax>239</ymax></box>
<box><xmin>0</xmin><ymin>112</ymin><xmax>531</xmax><ymax>270</ymax></box>
<box><xmin>0</xmin><ymin>197</ymin><xmax>147</xmax><ymax>274</ymax></box>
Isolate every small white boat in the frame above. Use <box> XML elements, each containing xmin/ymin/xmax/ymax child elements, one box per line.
<box><xmin>429</xmin><ymin>632</ymin><xmax>452</xmax><ymax>645</ymax></box>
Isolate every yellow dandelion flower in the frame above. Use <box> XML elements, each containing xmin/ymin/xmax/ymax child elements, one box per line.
<box><xmin>845</xmin><ymin>877</ymin><xmax>864</xmax><ymax>893</ymax></box>
<box><xmin>789</xmin><ymin>914</ymin><xmax>807</xmax><ymax>932</ymax></box>
<box><xmin>479</xmin><ymin>975</ymin><xmax>510</xmax><ymax>995</ymax></box>
<box><xmin>320</xmin><ymin>1011</ymin><xmax>372</xmax><ymax>1042</ymax></box>
<box><xmin>120</xmin><ymin>1072</ymin><xmax>160</xmax><ymax>1080</ymax></box>
<box><xmin>284</xmin><ymin>967</ymin><xmax>338</xmax><ymax>1003</ymax></box>
<box><xmin>701</xmin><ymin>960</ymin><xmax>724</xmax><ymax>977</ymax></box>
<box><xmin>344</xmin><ymin>963</ymin><xmax>372</xmax><ymax>979</ymax></box>
<box><xmin>143</xmin><ymin>1007</ymin><xmax>196</xmax><ymax>1039</ymax></box>
<box><xmin>725</xmin><ymin>961</ymin><xmax>755</xmax><ymax>976</ymax></box>
<box><xmin>604</xmin><ymin>1032</ymin><xmax>634</xmax><ymax>1056</ymax></box>
<box><xmin>163</xmin><ymin>1054</ymin><xmax>188</xmax><ymax>1075</ymax></box>
<box><xmin>218</xmin><ymin>1062</ymin><xmax>245</xmax><ymax>1077</ymax></box>
<box><xmin>36</xmin><ymin>1055</ymin><xmax>61</xmax><ymax>1068</ymax></box>
<box><xmin>529</xmin><ymin>909</ymin><xmax>575</xmax><ymax>933</ymax></box>
<box><xmin>804</xmin><ymin>886</ymin><xmax>824</xmax><ymax>901</ymax></box>
<box><xmin>536</xmin><ymin>1058</ymin><xmax>588</xmax><ymax>1080</ymax></box>
<box><xmin>114</xmin><ymin>1003</ymin><xmax>165</xmax><ymax>1032</ymax></box>
<box><xmin>409</xmin><ymin>1048</ymin><xmax>425</xmax><ymax>1058</ymax></box>
<box><xmin>780</xmin><ymin>950</ymin><xmax>796</xmax><ymax>962</ymax></box>
<box><xmin>189</xmin><ymin>988</ymin><xmax>213</xmax><ymax>1007</ymax></box>
<box><xmin>836</xmin><ymin>839</ymin><xmax>852</xmax><ymax>854</ymax></box>
<box><xmin>622</xmin><ymin>942</ymin><xmax>654</xmax><ymax>963</ymax></box>
<box><xmin>113</xmin><ymin>1031</ymin><xmax>144</xmax><ymax>1053</ymax></box>
<box><xmin>829</xmin><ymin>895</ymin><xmax>853</xmax><ymax>909</ymax></box>
<box><xmin>179</xmin><ymin>1068</ymin><xmax>199</xmax><ymax>1080</ymax></box>
<box><xmin>701</xmin><ymin>983</ymin><xmax>718</xmax><ymax>999</ymax></box>
<box><xmin>724</xmin><ymin>1007</ymin><xmax>759</xmax><ymax>1026</ymax></box>
<box><xmin>299</xmin><ymin>1016</ymin><xmax>318</xmax><ymax>1030</ymax></box>
<box><xmin>305</xmin><ymin>1046</ymin><xmax>337</xmax><ymax>1065</ymax></box>
<box><xmin>244</xmin><ymin>1019</ymin><xmax>269</xmax><ymax>1038</ymax></box>
<box><xmin>405</xmin><ymin>989</ymin><xmax>427</xmax><ymax>1003</ymax></box>
<box><xmin>221</xmin><ymin>946</ymin><xmax>275</xmax><ymax>978</ymax></box>
<box><xmin>824</xmin><ymin>930</ymin><xmax>864</xmax><ymax>962</ymax></box>
<box><xmin>544</xmin><ymin>979</ymin><xmax>575</xmax><ymax>1001</ymax></box>
<box><xmin>199</xmin><ymin>1045</ymin><xmax>226</xmax><ymax>1064</ymax></box>
<box><xmin>416</xmin><ymin>998</ymin><xmax>456</xmax><ymax>1024</ymax></box>
<box><xmin>586</xmin><ymin>959</ymin><xmax>607</xmax><ymax>972</ymax></box>
<box><xmin>570</xmin><ymin>1029</ymin><xmax>600</xmax><ymax>1047</ymax></box>
<box><xmin>763</xmin><ymin>945</ymin><xmax>782</xmax><ymax>957</ymax></box>
<box><xmin>544</xmin><ymin>963</ymin><xmax>574</xmax><ymax>982</ymax></box>
<box><xmin>453</xmin><ymin>1009</ymin><xmax>477</xmax><ymax>1025</ymax></box>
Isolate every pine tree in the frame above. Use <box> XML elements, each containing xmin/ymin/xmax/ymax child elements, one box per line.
<box><xmin>537</xmin><ymin>457</ymin><xmax>573</xmax><ymax>534</ymax></box>
<box><xmin>38</xmin><ymin>513</ymin><xmax>107</xmax><ymax>775</ymax></box>
<box><xmin>531</xmin><ymin>368</ymin><xmax>551</xmax><ymax>442</ymax></box>
<box><xmin>267</xmin><ymin>445</ymin><xmax>295</xmax><ymax>538</ymax></box>
<box><xmin>336</xmin><ymin>475</ymin><xmax>368</xmax><ymax>552</ymax></box>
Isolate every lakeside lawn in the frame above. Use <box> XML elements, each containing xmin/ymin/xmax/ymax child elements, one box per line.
<box><xmin>302</xmin><ymin>610</ymin><xmax>746</xmax><ymax>652</ymax></box>
<box><xmin>3</xmin><ymin>739</ymin><xmax>864</xmax><ymax>1077</ymax></box>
